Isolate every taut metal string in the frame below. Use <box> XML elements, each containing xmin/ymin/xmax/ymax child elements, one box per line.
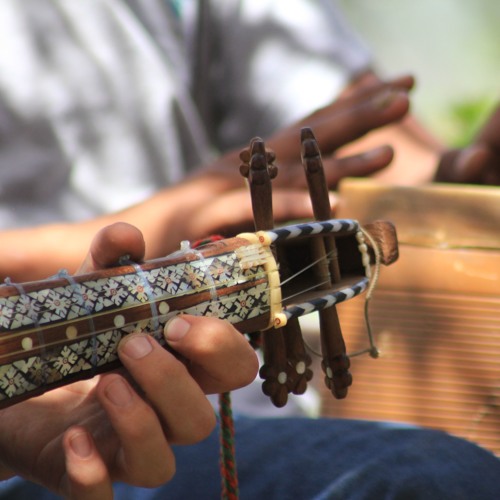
<box><xmin>0</xmin><ymin>247</ymin><xmax>371</xmax><ymax>360</ymax></box>
<box><xmin>57</xmin><ymin>269</ymin><xmax>99</xmax><ymax>375</ymax></box>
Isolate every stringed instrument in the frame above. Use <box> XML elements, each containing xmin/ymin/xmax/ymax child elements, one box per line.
<box><xmin>322</xmin><ymin>178</ymin><xmax>500</xmax><ymax>456</ymax></box>
<box><xmin>0</xmin><ymin>129</ymin><xmax>398</xmax><ymax>410</ymax></box>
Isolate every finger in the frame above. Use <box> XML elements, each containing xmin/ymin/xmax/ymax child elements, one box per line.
<box><xmin>338</xmin><ymin>73</ymin><xmax>415</xmax><ymax>105</ymax></box>
<box><xmin>95</xmin><ymin>373</ymin><xmax>176</xmax><ymax>486</ymax></box>
<box><xmin>322</xmin><ymin>145</ymin><xmax>394</xmax><ymax>188</ymax></box>
<box><xmin>189</xmin><ymin>187</ymin><xmax>323</xmax><ymax>238</ymax></box>
<box><xmin>435</xmin><ymin>146</ymin><xmax>494</xmax><ymax>183</ymax></box>
<box><xmin>310</xmin><ymin>90</ymin><xmax>410</xmax><ymax>152</ymax></box>
<box><xmin>61</xmin><ymin>427</ymin><xmax>114</xmax><ymax>500</ymax></box>
<box><xmin>271</xmin><ymin>190</ymin><xmax>318</xmax><ymax>222</ymax></box>
<box><xmin>186</xmin><ymin>189</ymin><xmax>259</xmax><ymax>239</ymax></box>
<box><xmin>311</xmin><ymin>73</ymin><xmax>413</xmax><ymax>121</ymax></box>
<box><xmin>269</xmin><ymin>88</ymin><xmax>409</xmax><ymax>165</ymax></box>
<box><xmin>78</xmin><ymin>222</ymin><xmax>146</xmax><ymax>273</ymax></box>
<box><xmin>385</xmin><ymin>74</ymin><xmax>415</xmax><ymax>92</ymax></box>
<box><xmin>164</xmin><ymin>315</ymin><xmax>259</xmax><ymax>394</ymax></box>
<box><xmin>117</xmin><ymin>332</ymin><xmax>218</xmax><ymax>445</ymax></box>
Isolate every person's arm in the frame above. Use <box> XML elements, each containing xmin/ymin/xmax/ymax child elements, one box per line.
<box><xmin>0</xmin><ymin>223</ymin><xmax>258</xmax><ymax>499</ymax></box>
<box><xmin>0</xmin><ymin>77</ymin><xmax>412</xmax><ymax>282</ymax></box>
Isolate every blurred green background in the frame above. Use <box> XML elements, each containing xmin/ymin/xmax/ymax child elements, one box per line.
<box><xmin>338</xmin><ymin>0</ymin><xmax>500</xmax><ymax>146</ymax></box>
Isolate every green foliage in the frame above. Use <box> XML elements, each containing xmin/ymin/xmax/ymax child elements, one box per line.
<box><xmin>447</xmin><ymin>98</ymin><xmax>497</xmax><ymax>147</ymax></box>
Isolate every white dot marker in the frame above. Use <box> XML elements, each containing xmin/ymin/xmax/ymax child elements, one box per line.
<box><xmin>326</xmin><ymin>366</ymin><xmax>333</xmax><ymax>379</ymax></box>
<box><xmin>66</xmin><ymin>326</ymin><xmax>78</xmax><ymax>340</ymax></box>
<box><xmin>277</xmin><ymin>371</ymin><xmax>287</xmax><ymax>384</ymax></box>
<box><xmin>21</xmin><ymin>337</ymin><xmax>33</xmax><ymax>350</ymax></box>
<box><xmin>114</xmin><ymin>315</ymin><xmax>125</xmax><ymax>328</ymax></box>
<box><xmin>296</xmin><ymin>361</ymin><xmax>306</xmax><ymax>375</ymax></box>
<box><xmin>159</xmin><ymin>301</ymin><xmax>170</xmax><ymax>315</ymax></box>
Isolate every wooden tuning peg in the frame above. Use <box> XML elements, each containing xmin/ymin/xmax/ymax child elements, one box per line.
<box><xmin>240</xmin><ymin>137</ymin><xmax>291</xmax><ymax>407</ymax></box>
<box><xmin>300</xmin><ymin>127</ymin><xmax>352</xmax><ymax>398</ymax></box>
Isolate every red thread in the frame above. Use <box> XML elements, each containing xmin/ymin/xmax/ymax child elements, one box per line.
<box><xmin>193</xmin><ymin>235</ymin><xmax>243</xmax><ymax>499</ymax></box>
<box><xmin>192</xmin><ymin>235</ymin><xmax>224</xmax><ymax>248</ymax></box>
<box><xmin>219</xmin><ymin>391</ymin><xmax>239</xmax><ymax>499</ymax></box>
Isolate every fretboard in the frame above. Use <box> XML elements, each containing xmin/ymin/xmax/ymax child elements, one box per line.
<box><xmin>0</xmin><ymin>235</ymin><xmax>276</xmax><ymax>407</ymax></box>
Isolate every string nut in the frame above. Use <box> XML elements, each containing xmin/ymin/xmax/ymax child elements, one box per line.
<box><xmin>273</xmin><ymin>313</ymin><xmax>287</xmax><ymax>329</ymax></box>
<box><xmin>255</xmin><ymin>231</ymin><xmax>272</xmax><ymax>246</ymax></box>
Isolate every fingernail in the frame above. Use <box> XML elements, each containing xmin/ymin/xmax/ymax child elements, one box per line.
<box><xmin>371</xmin><ymin>89</ymin><xmax>402</xmax><ymax>110</ymax></box>
<box><xmin>121</xmin><ymin>335</ymin><xmax>153</xmax><ymax>359</ymax></box>
<box><xmin>69</xmin><ymin>431</ymin><xmax>93</xmax><ymax>458</ymax></box>
<box><xmin>105</xmin><ymin>377</ymin><xmax>133</xmax><ymax>407</ymax></box>
<box><xmin>164</xmin><ymin>316</ymin><xmax>190</xmax><ymax>342</ymax></box>
<box><xmin>361</xmin><ymin>145</ymin><xmax>391</xmax><ymax>160</ymax></box>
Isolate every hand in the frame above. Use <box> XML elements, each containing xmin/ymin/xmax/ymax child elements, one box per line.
<box><xmin>172</xmin><ymin>76</ymin><xmax>412</xmax><ymax>241</ymax></box>
<box><xmin>0</xmin><ymin>223</ymin><xmax>258</xmax><ymax>499</ymax></box>
<box><xmin>200</xmin><ymin>74</ymin><xmax>413</xmax><ymax>190</ymax></box>
<box><xmin>174</xmin><ymin>186</ymin><xmax>335</xmax><ymax>242</ymax></box>
<box><xmin>0</xmin><ymin>76</ymin><xmax>413</xmax><ymax>282</ymax></box>
<box><xmin>435</xmin><ymin>104</ymin><xmax>500</xmax><ymax>185</ymax></box>
<box><xmin>267</xmin><ymin>74</ymin><xmax>413</xmax><ymax>187</ymax></box>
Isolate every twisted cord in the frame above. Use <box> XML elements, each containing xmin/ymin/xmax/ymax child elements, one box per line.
<box><xmin>218</xmin><ymin>391</ymin><xmax>239</xmax><ymax>500</ymax></box>
<box><xmin>191</xmin><ymin>237</ymin><xmax>239</xmax><ymax>499</ymax></box>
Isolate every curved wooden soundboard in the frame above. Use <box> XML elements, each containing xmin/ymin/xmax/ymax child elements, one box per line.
<box><xmin>321</xmin><ymin>179</ymin><xmax>500</xmax><ymax>456</ymax></box>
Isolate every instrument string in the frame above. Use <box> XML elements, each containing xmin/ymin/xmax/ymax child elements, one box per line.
<box><xmin>279</xmin><ymin>249</ymin><xmax>337</xmax><ymax>286</ymax></box>
<box><xmin>0</xmin><ymin>258</ymin><xmax>271</xmax><ymax>338</ymax></box>
<box><xmin>0</xmin><ymin>246</ymin><xmax>373</xmax><ymax>362</ymax></box>
<box><xmin>280</xmin><ymin>279</ymin><xmax>332</xmax><ymax>303</ymax></box>
<box><xmin>348</xmin><ymin>226</ymin><xmax>382</xmax><ymax>359</ymax></box>
<box><xmin>3</xmin><ymin>278</ymin><xmax>50</xmax><ymax>385</ymax></box>
<box><xmin>57</xmin><ymin>270</ymin><xmax>99</xmax><ymax>374</ymax></box>
<box><xmin>0</xmin><ymin>243</ymin><xmax>274</xmax><ymax>321</ymax></box>
<box><xmin>0</xmin><ymin>270</ymin><xmax>277</xmax><ymax>360</ymax></box>
<box><xmin>0</xmin><ymin>247</ymin><xmax>342</xmax><ymax>358</ymax></box>
<box><xmin>120</xmin><ymin>258</ymin><xmax>161</xmax><ymax>332</ymax></box>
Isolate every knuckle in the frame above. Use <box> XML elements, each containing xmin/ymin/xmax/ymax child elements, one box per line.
<box><xmin>143</xmin><ymin>461</ymin><xmax>176</xmax><ymax>488</ymax></box>
<box><xmin>125</xmin><ymin>461</ymin><xmax>176</xmax><ymax>489</ymax></box>
<box><xmin>238</xmin><ymin>354</ymin><xmax>260</xmax><ymax>387</ymax></box>
<box><xmin>186</xmin><ymin>316</ymin><xmax>238</xmax><ymax>354</ymax></box>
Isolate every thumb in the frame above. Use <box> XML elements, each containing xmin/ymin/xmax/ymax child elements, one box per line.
<box><xmin>78</xmin><ymin>223</ymin><xmax>146</xmax><ymax>274</ymax></box>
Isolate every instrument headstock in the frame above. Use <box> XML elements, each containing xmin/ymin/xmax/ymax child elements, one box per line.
<box><xmin>238</xmin><ymin>127</ymin><xmax>398</xmax><ymax>406</ymax></box>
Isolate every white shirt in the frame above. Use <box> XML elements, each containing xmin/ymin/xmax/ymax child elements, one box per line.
<box><xmin>0</xmin><ymin>0</ymin><xmax>371</xmax><ymax>228</ymax></box>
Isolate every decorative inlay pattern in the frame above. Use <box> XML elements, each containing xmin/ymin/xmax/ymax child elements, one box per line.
<box><xmin>0</xmin><ymin>219</ymin><xmax>372</xmax><ymax>407</ymax></box>
<box><xmin>0</xmin><ymin>248</ymin><xmax>270</xmax><ymax>405</ymax></box>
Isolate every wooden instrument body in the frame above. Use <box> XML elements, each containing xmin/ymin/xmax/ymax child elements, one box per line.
<box><xmin>322</xmin><ymin>179</ymin><xmax>500</xmax><ymax>455</ymax></box>
<box><xmin>0</xmin><ymin>234</ymin><xmax>271</xmax><ymax>407</ymax></box>
<box><xmin>0</xmin><ymin>219</ymin><xmax>372</xmax><ymax>408</ymax></box>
